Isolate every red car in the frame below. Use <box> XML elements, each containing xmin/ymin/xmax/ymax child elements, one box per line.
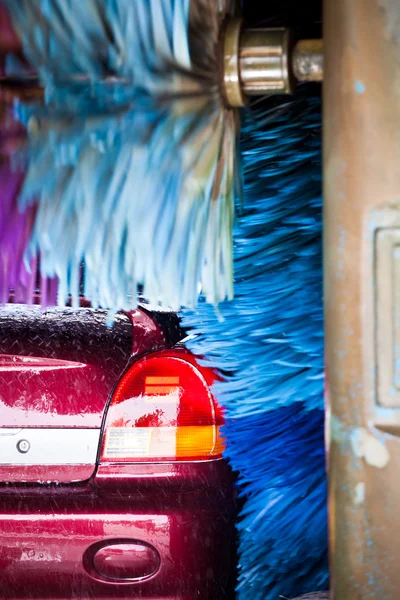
<box><xmin>0</xmin><ymin>302</ymin><xmax>236</xmax><ymax>599</ymax></box>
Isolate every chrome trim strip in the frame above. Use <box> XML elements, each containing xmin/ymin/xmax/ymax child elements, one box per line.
<box><xmin>0</xmin><ymin>429</ymin><xmax>100</xmax><ymax>465</ymax></box>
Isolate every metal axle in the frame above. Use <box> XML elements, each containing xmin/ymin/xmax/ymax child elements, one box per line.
<box><xmin>0</xmin><ymin>20</ymin><xmax>324</xmax><ymax>110</ymax></box>
<box><xmin>223</xmin><ymin>19</ymin><xmax>323</xmax><ymax>107</ymax></box>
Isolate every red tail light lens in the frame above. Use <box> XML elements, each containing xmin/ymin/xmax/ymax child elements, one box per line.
<box><xmin>100</xmin><ymin>352</ymin><xmax>225</xmax><ymax>462</ymax></box>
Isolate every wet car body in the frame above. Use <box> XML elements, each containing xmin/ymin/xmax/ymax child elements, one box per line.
<box><xmin>0</xmin><ymin>303</ymin><xmax>236</xmax><ymax>599</ymax></box>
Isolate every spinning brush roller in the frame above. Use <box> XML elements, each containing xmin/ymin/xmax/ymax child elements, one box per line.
<box><xmin>0</xmin><ymin>2</ymin><xmax>324</xmax><ymax>311</ymax></box>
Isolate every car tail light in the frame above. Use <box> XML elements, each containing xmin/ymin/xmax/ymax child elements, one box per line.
<box><xmin>100</xmin><ymin>352</ymin><xmax>225</xmax><ymax>462</ymax></box>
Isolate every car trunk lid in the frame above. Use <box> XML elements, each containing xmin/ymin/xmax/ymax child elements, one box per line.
<box><xmin>0</xmin><ymin>304</ymin><xmax>165</xmax><ymax>483</ymax></box>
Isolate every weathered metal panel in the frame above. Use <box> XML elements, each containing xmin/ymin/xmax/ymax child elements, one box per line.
<box><xmin>324</xmin><ymin>0</ymin><xmax>400</xmax><ymax>597</ymax></box>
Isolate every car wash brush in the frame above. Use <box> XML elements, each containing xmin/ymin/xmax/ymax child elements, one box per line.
<box><xmin>181</xmin><ymin>95</ymin><xmax>327</xmax><ymax>599</ymax></box>
<box><xmin>0</xmin><ymin>0</ymin><xmax>322</xmax><ymax>311</ymax></box>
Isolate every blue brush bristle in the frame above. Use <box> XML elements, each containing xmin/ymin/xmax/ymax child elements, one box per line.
<box><xmin>181</xmin><ymin>97</ymin><xmax>328</xmax><ymax>599</ymax></box>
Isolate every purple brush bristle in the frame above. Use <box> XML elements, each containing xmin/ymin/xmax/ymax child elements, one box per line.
<box><xmin>0</xmin><ymin>87</ymin><xmax>58</xmax><ymax>307</ymax></box>
<box><xmin>0</xmin><ymin>155</ymin><xmax>58</xmax><ymax>306</ymax></box>
<box><xmin>0</xmin><ymin>158</ymin><xmax>35</xmax><ymax>303</ymax></box>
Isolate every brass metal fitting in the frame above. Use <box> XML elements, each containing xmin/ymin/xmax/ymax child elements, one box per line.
<box><xmin>223</xmin><ymin>18</ymin><xmax>246</xmax><ymax>108</ymax></box>
<box><xmin>240</xmin><ymin>28</ymin><xmax>293</xmax><ymax>97</ymax></box>
<box><xmin>222</xmin><ymin>19</ymin><xmax>324</xmax><ymax>108</ymax></box>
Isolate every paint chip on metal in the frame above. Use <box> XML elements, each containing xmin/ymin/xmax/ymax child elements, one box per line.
<box><xmin>350</xmin><ymin>427</ymin><xmax>390</xmax><ymax>468</ymax></box>
<box><xmin>354</xmin><ymin>481</ymin><xmax>365</xmax><ymax>505</ymax></box>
